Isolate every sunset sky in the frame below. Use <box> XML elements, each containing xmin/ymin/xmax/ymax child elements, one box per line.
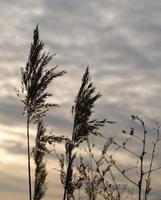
<box><xmin>1</xmin><ymin>0</ymin><xmax>161</xmax><ymax>199</ymax></box>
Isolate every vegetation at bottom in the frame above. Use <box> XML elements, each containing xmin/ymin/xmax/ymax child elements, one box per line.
<box><xmin>16</xmin><ymin>26</ymin><xmax>161</xmax><ymax>200</ymax></box>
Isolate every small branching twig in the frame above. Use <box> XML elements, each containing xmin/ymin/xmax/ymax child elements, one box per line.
<box><xmin>144</xmin><ymin>123</ymin><xmax>161</xmax><ymax>200</ymax></box>
<box><xmin>80</xmin><ymin>137</ymin><xmax>130</xmax><ymax>200</ymax></box>
<box><xmin>108</xmin><ymin>115</ymin><xmax>161</xmax><ymax>200</ymax></box>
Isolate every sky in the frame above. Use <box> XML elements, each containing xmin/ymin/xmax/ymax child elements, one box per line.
<box><xmin>1</xmin><ymin>0</ymin><xmax>161</xmax><ymax>199</ymax></box>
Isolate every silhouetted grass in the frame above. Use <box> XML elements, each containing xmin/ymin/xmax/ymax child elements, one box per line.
<box><xmin>33</xmin><ymin>120</ymin><xmax>47</xmax><ymax>200</ymax></box>
<box><xmin>43</xmin><ymin>67</ymin><xmax>114</xmax><ymax>200</ymax></box>
<box><xmin>16</xmin><ymin>25</ymin><xmax>65</xmax><ymax>200</ymax></box>
<box><xmin>14</xmin><ymin>26</ymin><xmax>161</xmax><ymax>200</ymax></box>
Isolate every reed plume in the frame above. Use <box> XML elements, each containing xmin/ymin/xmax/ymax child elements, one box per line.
<box><xmin>33</xmin><ymin>120</ymin><xmax>48</xmax><ymax>200</ymax></box>
<box><xmin>63</xmin><ymin>67</ymin><xmax>107</xmax><ymax>200</ymax></box>
<box><xmin>16</xmin><ymin>25</ymin><xmax>66</xmax><ymax>200</ymax></box>
<box><xmin>72</xmin><ymin>67</ymin><xmax>105</xmax><ymax>142</ymax></box>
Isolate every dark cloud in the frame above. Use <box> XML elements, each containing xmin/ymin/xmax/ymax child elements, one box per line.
<box><xmin>0</xmin><ymin>97</ymin><xmax>23</xmax><ymax>125</ymax></box>
<box><xmin>0</xmin><ymin>139</ymin><xmax>27</xmax><ymax>155</ymax></box>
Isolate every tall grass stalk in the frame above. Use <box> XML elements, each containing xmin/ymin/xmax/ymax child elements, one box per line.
<box><xmin>63</xmin><ymin>67</ymin><xmax>107</xmax><ymax>200</ymax></box>
<box><xmin>33</xmin><ymin>120</ymin><xmax>48</xmax><ymax>200</ymax></box>
<box><xmin>16</xmin><ymin>25</ymin><xmax>65</xmax><ymax>200</ymax></box>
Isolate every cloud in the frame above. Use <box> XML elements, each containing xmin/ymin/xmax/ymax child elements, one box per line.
<box><xmin>1</xmin><ymin>0</ymin><xmax>161</xmax><ymax>199</ymax></box>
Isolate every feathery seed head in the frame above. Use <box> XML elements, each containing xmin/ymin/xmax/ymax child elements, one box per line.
<box><xmin>17</xmin><ymin>25</ymin><xmax>66</xmax><ymax>122</ymax></box>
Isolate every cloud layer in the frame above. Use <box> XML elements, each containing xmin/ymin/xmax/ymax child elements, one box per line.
<box><xmin>1</xmin><ymin>0</ymin><xmax>161</xmax><ymax>199</ymax></box>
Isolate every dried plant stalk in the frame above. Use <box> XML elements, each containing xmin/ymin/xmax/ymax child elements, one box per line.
<box><xmin>33</xmin><ymin>120</ymin><xmax>47</xmax><ymax>200</ymax></box>
<box><xmin>63</xmin><ymin>67</ymin><xmax>107</xmax><ymax>200</ymax></box>
<box><xmin>41</xmin><ymin>67</ymin><xmax>114</xmax><ymax>200</ymax></box>
<box><xmin>110</xmin><ymin>115</ymin><xmax>161</xmax><ymax>200</ymax></box>
<box><xmin>16</xmin><ymin>25</ymin><xmax>65</xmax><ymax>200</ymax></box>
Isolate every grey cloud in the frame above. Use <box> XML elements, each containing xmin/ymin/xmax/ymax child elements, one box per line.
<box><xmin>0</xmin><ymin>95</ymin><xmax>73</xmax><ymax>134</ymax></box>
<box><xmin>1</xmin><ymin>0</ymin><xmax>161</xmax><ymax>198</ymax></box>
<box><xmin>1</xmin><ymin>140</ymin><xmax>26</xmax><ymax>155</ymax></box>
<box><xmin>0</xmin><ymin>97</ymin><xmax>23</xmax><ymax>125</ymax></box>
<box><xmin>0</xmin><ymin>0</ymin><xmax>161</xmax><ymax>139</ymax></box>
<box><xmin>46</xmin><ymin>111</ymin><xmax>73</xmax><ymax>134</ymax></box>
